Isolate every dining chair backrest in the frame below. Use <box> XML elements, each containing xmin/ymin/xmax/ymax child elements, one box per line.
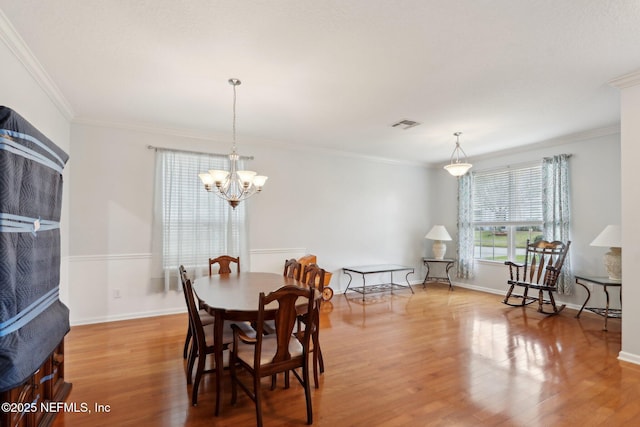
<box><xmin>301</xmin><ymin>263</ymin><xmax>325</xmax><ymax>289</ymax></box>
<box><xmin>209</xmin><ymin>255</ymin><xmax>240</xmax><ymax>275</ymax></box>
<box><xmin>230</xmin><ymin>284</ymin><xmax>316</xmax><ymax>426</ymax></box>
<box><xmin>179</xmin><ymin>266</ymin><xmax>204</xmax><ymax>339</ymax></box>
<box><xmin>255</xmin><ymin>285</ymin><xmax>315</xmax><ymax>368</ymax></box>
<box><xmin>283</xmin><ymin>258</ymin><xmax>302</xmax><ymax>281</ymax></box>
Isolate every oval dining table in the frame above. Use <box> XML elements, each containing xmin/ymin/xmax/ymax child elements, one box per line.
<box><xmin>192</xmin><ymin>272</ymin><xmax>311</xmax><ymax>416</ymax></box>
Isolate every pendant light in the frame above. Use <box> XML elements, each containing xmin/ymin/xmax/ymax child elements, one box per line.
<box><xmin>444</xmin><ymin>132</ymin><xmax>472</xmax><ymax>176</ymax></box>
<box><xmin>198</xmin><ymin>78</ymin><xmax>268</xmax><ymax>208</ymax></box>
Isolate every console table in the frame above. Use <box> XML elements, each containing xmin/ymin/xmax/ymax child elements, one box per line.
<box><xmin>343</xmin><ymin>264</ymin><xmax>414</xmax><ymax>301</ymax></box>
<box><xmin>575</xmin><ymin>274</ymin><xmax>621</xmax><ymax>331</ymax></box>
<box><xmin>422</xmin><ymin>258</ymin><xmax>455</xmax><ymax>290</ymax></box>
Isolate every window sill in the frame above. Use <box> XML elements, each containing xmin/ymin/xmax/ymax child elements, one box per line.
<box><xmin>475</xmin><ymin>259</ymin><xmax>507</xmax><ymax>267</ymax></box>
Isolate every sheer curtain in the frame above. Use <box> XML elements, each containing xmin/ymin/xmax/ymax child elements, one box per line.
<box><xmin>456</xmin><ymin>173</ymin><xmax>474</xmax><ymax>279</ymax></box>
<box><xmin>542</xmin><ymin>154</ymin><xmax>572</xmax><ymax>294</ymax></box>
<box><xmin>152</xmin><ymin>149</ymin><xmax>249</xmax><ymax>291</ymax></box>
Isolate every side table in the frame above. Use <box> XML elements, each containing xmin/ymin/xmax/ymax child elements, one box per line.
<box><xmin>575</xmin><ymin>274</ymin><xmax>621</xmax><ymax>331</ymax></box>
<box><xmin>422</xmin><ymin>258</ymin><xmax>455</xmax><ymax>290</ymax></box>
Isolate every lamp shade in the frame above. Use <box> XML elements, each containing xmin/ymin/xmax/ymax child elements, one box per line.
<box><xmin>590</xmin><ymin>225</ymin><xmax>621</xmax><ymax>248</ymax></box>
<box><xmin>444</xmin><ymin>162</ymin><xmax>472</xmax><ymax>177</ymax></box>
<box><xmin>425</xmin><ymin>225</ymin><xmax>452</xmax><ymax>241</ymax></box>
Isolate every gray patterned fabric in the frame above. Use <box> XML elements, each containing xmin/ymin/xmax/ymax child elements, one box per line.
<box><xmin>542</xmin><ymin>154</ymin><xmax>572</xmax><ymax>294</ymax></box>
<box><xmin>456</xmin><ymin>173</ymin><xmax>474</xmax><ymax>279</ymax></box>
<box><xmin>0</xmin><ymin>106</ymin><xmax>70</xmax><ymax>391</ymax></box>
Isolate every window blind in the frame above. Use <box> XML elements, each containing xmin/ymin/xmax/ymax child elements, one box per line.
<box><xmin>158</xmin><ymin>150</ymin><xmax>245</xmax><ymax>271</ymax></box>
<box><xmin>473</xmin><ymin>163</ymin><xmax>543</xmax><ymax>224</ymax></box>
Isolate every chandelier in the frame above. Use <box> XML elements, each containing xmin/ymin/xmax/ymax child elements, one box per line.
<box><xmin>198</xmin><ymin>78</ymin><xmax>268</xmax><ymax>209</ymax></box>
<box><xmin>444</xmin><ymin>131</ymin><xmax>472</xmax><ymax>176</ymax></box>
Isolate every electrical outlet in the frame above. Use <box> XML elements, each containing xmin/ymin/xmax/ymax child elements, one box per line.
<box><xmin>113</xmin><ymin>288</ymin><xmax>121</xmax><ymax>299</ymax></box>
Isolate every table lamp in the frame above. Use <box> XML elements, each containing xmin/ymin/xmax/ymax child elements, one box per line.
<box><xmin>590</xmin><ymin>224</ymin><xmax>621</xmax><ymax>281</ymax></box>
<box><xmin>425</xmin><ymin>225</ymin><xmax>452</xmax><ymax>260</ymax></box>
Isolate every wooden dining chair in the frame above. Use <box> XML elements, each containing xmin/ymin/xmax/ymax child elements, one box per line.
<box><xmin>230</xmin><ymin>285</ymin><xmax>316</xmax><ymax>427</ymax></box>
<box><xmin>300</xmin><ymin>263</ymin><xmax>326</xmax><ymax>388</ymax></box>
<box><xmin>503</xmin><ymin>239</ymin><xmax>571</xmax><ymax>315</ymax></box>
<box><xmin>180</xmin><ymin>268</ymin><xmax>230</xmax><ymax>405</ymax></box>
<box><xmin>283</xmin><ymin>258</ymin><xmax>302</xmax><ymax>280</ymax></box>
<box><xmin>264</xmin><ymin>258</ymin><xmax>303</xmax><ymax>336</ymax></box>
<box><xmin>184</xmin><ymin>256</ymin><xmax>239</xmax><ymax>357</ymax></box>
<box><xmin>181</xmin><ymin>266</ymin><xmax>214</xmax><ymax>360</ymax></box>
<box><xmin>209</xmin><ymin>255</ymin><xmax>240</xmax><ymax>275</ymax></box>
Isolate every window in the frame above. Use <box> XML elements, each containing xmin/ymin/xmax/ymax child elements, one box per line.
<box><xmin>472</xmin><ymin>163</ymin><xmax>543</xmax><ymax>262</ymax></box>
<box><xmin>153</xmin><ymin>149</ymin><xmax>247</xmax><ymax>289</ymax></box>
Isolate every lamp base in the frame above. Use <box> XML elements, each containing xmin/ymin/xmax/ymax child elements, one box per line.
<box><xmin>604</xmin><ymin>247</ymin><xmax>621</xmax><ymax>281</ymax></box>
<box><xmin>432</xmin><ymin>241</ymin><xmax>446</xmax><ymax>260</ymax></box>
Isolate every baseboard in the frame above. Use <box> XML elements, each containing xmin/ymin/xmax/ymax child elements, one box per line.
<box><xmin>70</xmin><ymin>306</ymin><xmax>186</xmax><ymax>326</ymax></box>
<box><xmin>451</xmin><ymin>282</ymin><xmax>585</xmax><ymax>312</ymax></box>
<box><xmin>618</xmin><ymin>351</ymin><xmax>640</xmax><ymax>366</ymax></box>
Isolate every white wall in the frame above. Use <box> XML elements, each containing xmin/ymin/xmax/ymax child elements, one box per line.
<box><xmin>0</xmin><ymin>21</ymin><xmax>72</xmax><ymax>303</ymax></box>
<box><xmin>68</xmin><ymin>123</ymin><xmax>432</xmax><ymax>324</ymax></box>
<box><xmin>67</xmin><ymin>122</ymin><xmax>625</xmax><ymax>325</ymax></box>
<box><xmin>616</xmin><ymin>72</ymin><xmax>640</xmax><ymax>363</ymax></box>
<box><xmin>439</xmin><ymin>130</ymin><xmax>622</xmax><ymax>312</ymax></box>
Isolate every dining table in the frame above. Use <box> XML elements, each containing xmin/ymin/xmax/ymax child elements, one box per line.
<box><xmin>192</xmin><ymin>271</ymin><xmax>312</xmax><ymax>416</ymax></box>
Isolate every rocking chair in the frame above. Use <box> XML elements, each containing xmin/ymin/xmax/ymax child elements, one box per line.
<box><xmin>503</xmin><ymin>239</ymin><xmax>571</xmax><ymax>315</ymax></box>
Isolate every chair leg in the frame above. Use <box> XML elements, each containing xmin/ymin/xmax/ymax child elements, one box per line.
<box><xmin>186</xmin><ymin>337</ymin><xmax>198</xmax><ymax>384</ymax></box>
<box><xmin>303</xmin><ymin>363</ymin><xmax>313</xmax><ymax>425</ymax></box>
<box><xmin>522</xmin><ymin>287</ymin><xmax>529</xmax><ymax>306</ymax></box>
<box><xmin>192</xmin><ymin>352</ymin><xmax>206</xmax><ymax>406</ymax></box>
<box><xmin>254</xmin><ymin>374</ymin><xmax>264</xmax><ymax>427</ymax></box>
<box><xmin>230</xmin><ymin>355</ymin><xmax>238</xmax><ymax>405</ymax></box>
<box><xmin>538</xmin><ymin>290</ymin><xmax>544</xmax><ymax>313</ymax></box>
<box><xmin>183</xmin><ymin>326</ymin><xmax>192</xmax><ymax>359</ymax></box>
<box><xmin>538</xmin><ymin>290</ymin><xmax>566</xmax><ymax>315</ymax></box>
<box><xmin>502</xmin><ymin>284</ymin><xmax>515</xmax><ymax>304</ymax></box>
<box><xmin>317</xmin><ymin>344</ymin><xmax>324</xmax><ymax>374</ymax></box>
<box><xmin>312</xmin><ymin>350</ymin><xmax>319</xmax><ymax>389</ymax></box>
<box><xmin>311</xmin><ymin>330</ymin><xmax>320</xmax><ymax>388</ymax></box>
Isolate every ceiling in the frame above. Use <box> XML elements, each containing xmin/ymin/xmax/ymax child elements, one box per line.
<box><xmin>1</xmin><ymin>0</ymin><xmax>639</xmax><ymax>165</ymax></box>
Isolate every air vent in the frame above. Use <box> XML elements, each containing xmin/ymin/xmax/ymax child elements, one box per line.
<box><xmin>391</xmin><ymin>119</ymin><xmax>420</xmax><ymax>130</ymax></box>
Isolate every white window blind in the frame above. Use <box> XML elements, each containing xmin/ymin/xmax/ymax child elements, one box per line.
<box><xmin>473</xmin><ymin>163</ymin><xmax>543</xmax><ymax>224</ymax></box>
<box><xmin>154</xmin><ymin>149</ymin><xmax>247</xmax><ymax>289</ymax></box>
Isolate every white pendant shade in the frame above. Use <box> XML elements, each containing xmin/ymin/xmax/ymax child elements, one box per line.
<box><xmin>444</xmin><ymin>132</ymin><xmax>472</xmax><ymax>176</ymax></box>
<box><xmin>444</xmin><ymin>162</ymin><xmax>472</xmax><ymax>176</ymax></box>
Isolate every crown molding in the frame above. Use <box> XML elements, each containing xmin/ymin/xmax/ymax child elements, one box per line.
<box><xmin>609</xmin><ymin>70</ymin><xmax>640</xmax><ymax>89</ymax></box>
<box><xmin>72</xmin><ymin>117</ymin><xmax>219</xmax><ymax>141</ymax></box>
<box><xmin>0</xmin><ymin>10</ymin><xmax>74</xmax><ymax>120</ymax></box>
<box><xmin>458</xmin><ymin>125</ymin><xmax>620</xmax><ymax>166</ymax></box>
<box><xmin>73</xmin><ymin>117</ymin><xmax>431</xmax><ymax>168</ymax></box>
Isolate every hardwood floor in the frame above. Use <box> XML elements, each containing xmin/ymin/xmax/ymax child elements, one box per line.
<box><xmin>51</xmin><ymin>284</ymin><xmax>638</xmax><ymax>427</ymax></box>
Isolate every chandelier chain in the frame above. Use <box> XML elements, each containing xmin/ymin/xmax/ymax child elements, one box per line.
<box><xmin>232</xmin><ymin>81</ymin><xmax>237</xmax><ymax>153</ymax></box>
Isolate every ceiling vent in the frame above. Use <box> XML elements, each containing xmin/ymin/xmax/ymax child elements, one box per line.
<box><xmin>391</xmin><ymin>119</ymin><xmax>420</xmax><ymax>130</ymax></box>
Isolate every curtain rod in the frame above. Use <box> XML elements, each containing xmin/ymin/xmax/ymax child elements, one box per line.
<box><xmin>473</xmin><ymin>153</ymin><xmax>572</xmax><ymax>175</ymax></box>
<box><xmin>147</xmin><ymin>145</ymin><xmax>254</xmax><ymax>160</ymax></box>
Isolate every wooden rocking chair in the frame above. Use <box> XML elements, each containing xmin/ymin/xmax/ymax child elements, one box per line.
<box><xmin>503</xmin><ymin>239</ymin><xmax>571</xmax><ymax>315</ymax></box>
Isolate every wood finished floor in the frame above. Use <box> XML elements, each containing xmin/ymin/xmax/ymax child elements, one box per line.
<box><xmin>52</xmin><ymin>284</ymin><xmax>638</xmax><ymax>427</ymax></box>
